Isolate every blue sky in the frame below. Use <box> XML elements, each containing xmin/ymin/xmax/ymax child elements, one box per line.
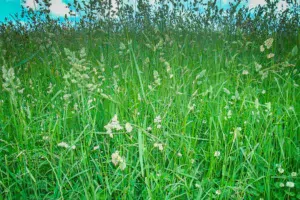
<box><xmin>0</xmin><ymin>0</ymin><xmax>289</xmax><ymax>22</ymax></box>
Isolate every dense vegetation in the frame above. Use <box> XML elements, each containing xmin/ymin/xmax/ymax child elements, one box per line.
<box><xmin>0</xmin><ymin>0</ymin><xmax>299</xmax><ymax>199</ymax></box>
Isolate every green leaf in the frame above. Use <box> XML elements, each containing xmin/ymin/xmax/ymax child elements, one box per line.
<box><xmin>138</xmin><ymin>128</ymin><xmax>144</xmax><ymax>177</ymax></box>
<box><xmin>285</xmin><ymin>190</ymin><xmax>295</xmax><ymax>197</ymax></box>
<box><xmin>291</xmin><ymin>45</ymin><xmax>298</xmax><ymax>56</ymax></box>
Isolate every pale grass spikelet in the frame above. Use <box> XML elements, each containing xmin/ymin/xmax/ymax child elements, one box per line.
<box><xmin>47</xmin><ymin>83</ymin><xmax>54</xmax><ymax>94</ymax></box>
<box><xmin>223</xmin><ymin>88</ymin><xmax>231</xmax><ymax>95</ymax></box>
<box><xmin>255</xmin><ymin>98</ymin><xmax>260</xmax><ymax>109</ymax></box>
<box><xmin>214</xmin><ymin>151</ymin><xmax>221</xmax><ymax>157</ymax></box>
<box><xmin>42</xmin><ymin>136</ymin><xmax>50</xmax><ymax>141</ymax></box>
<box><xmin>93</xmin><ymin>145</ymin><xmax>100</xmax><ymax>151</ymax></box>
<box><xmin>154</xmin><ymin>143</ymin><xmax>164</xmax><ymax>151</ymax></box>
<box><xmin>148</xmin><ymin>85</ymin><xmax>154</xmax><ymax>91</ymax></box>
<box><xmin>188</xmin><ymin>103</ymin><xmax>195</xmax><ymax>111</ymax></box>
<box><xmin>196</xmin><ymin>69</ymin><xmax>206</xmax><ymax>79</ymax></box>
<box><xmin>242</xmin><ymin>70</ymin><xmax>249</xmax><ymax>75</ymax></box>
<box><xmin>119</xmin><ymin>159</ymin><xmax>126</xmax><ymax>171</ymax></box>
<box><xmin>125</xmin><ymin>123</ymin><xmax>133</xmax><ymax>133</ymax></box>
<box><xmin>267</xmin><ymin>53</ymin><xmax>275</xmax><ymax>59</ymax></box>
<box><xmin>255</xmin><ymin>62</ymin><xmax>262</xmax><ymax>72</ymax></box>
<box><xmin>279</xmin><ymin>183</ymin><xmax>285</xmax><ymax>187</ymax></box>
<box><xmin>259</xmin><ymin>71</ymin><xmax>269</xmax><ymax>80</ymax></box>
<box><xmin>18</xmin><ymin>88</ymin><xmax>24</xmax><ymax>94</ymax></box>
<box><xmin>154</xmin><ymin>115</ymin><xmax>161</xmax><ymax>124</ymax></box>
<box><xmin>265</xmin><ymin>102</ymin><xmax>271</xmax><ymax>113</ymax></box>
<box><xmin>111</xmin><ymin>151</ymin><xmax>120</xmax><ymax>166</ymax></box>
<box><xmin>233</xmin><ymin>127</ymin><xmax>242</xmax><ymax>139</ymax></box>
<box><xmin>104</xmin><ymin>114</ymin><xmax>123</xmax><ymax>138</ymax></box>
<box><xmin>291</xmin><ymin>172</ymin><xmax>297</xmax><ymax>177</ymax></box>
<box><xmin>286</xmin><ymin>181</ymin><xmax>295</xmax><ymax>188</ymax></box>
<box><xmin>227</xmin><ymin>110</ymin><xmax>232</xmax><ymax>119</ymax></box>
<box><xmin>154</xmin><ymin>115</ymin><xmax>162</xmax><ymax>129</ymax></box>
<box><xmin>260</xmin><ymin>45</ymin><xmax>265</xmax><ymax>52</ymax></box>
<box><xmin>264</xmin><ymin>38</ymin><xmax>274</xmax><ymax>49</ymax></box>
<box><xmin>111</xmin><ymin>151</ymin><xmax>126</xmax><ymax>170</ymax></box>
<box><xmin>278</xmin><ymin>167</ymin><xmax>284</xmax><ymax>174</ymax></box>
<box><xmin>63</xmin><ymin>48</ymin><xmax>102</xmax><ymax>93</ymax></box>
<box><xmin>119</xmin><ymin>42</ymin><xmax>126</xmax><ymax>50</ymax></box>
<box><xmin>63</xmin><ymin>94</ymin><xmax>71</xmax><ymax>101</ymax></box>
<box><xmin>57</xmin><ymin>142</ymin><xmax>69</xmax><ymax>148</ymax></box>
<box><xmin>2</xmin><ymin>66</ymin><xmax>21</xmax><ymax>94</ymax></box>
<box><xmin>216</xmin><ymin>190</ymin><xmax>221</xmax><ymax>195</ymax></box>
<box><xmin>153</xmin><ymin>70</ymin><xmax>161</xmax><ymax>86</ymax></box>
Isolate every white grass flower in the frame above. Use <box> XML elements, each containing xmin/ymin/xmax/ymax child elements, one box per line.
<box><xmin>278</xmin><ymin>167</ymin><xmax>284</xmax><ymax>174</ymax></box>
<box><xmin>119</xmin><ymin>159</ymin><xmax>126</xmax><ymax>171</ymax></box>
<box><xmin>154</xmin><ymin>143</ymin><xmax>164</xmax><ymax>151</ymax></box>
<box><xmin>216</xmin><ymin>190</ymin><xmax>221</xmax><ymax>195</ymax></box>
<box><xmin>111</xmin><ymin>151</ymin><xmax>121</xmax><ymax>166</ymax></box>
<box><xmin>148</xmin><ymin>85</ymin><xmax>154</xmax><ymax>91</ymax></box>
<box><xmin>47</xmin><ymin>83</ymin><xmax>53</xmax><ymax>94</ymax></box>
<box><xmin>227</xmin><ymin>110</ymin><xmax>232</xmax><ymax>119</ymax></box>
<box><xmin>195</xmin><ymin>183</ymin><xmax>201</xmax><ymax>188</ymax></box>
<box><xmin>242</xmin><ymin>70</ymin><xmax>249</xmax><ymax>75</ymax></box>
<box><xmin>214</xmin><ymin>151</ymin><xmax>221</xmax><ymax>157</ymax></box>
<box><xmin>188</xmin><ymin>103</ymin><xmax>195</xmax><ymax>111</ymax></box>
<box><xmin>119</xmin><ymin>42</ymin><xmax>126</xmax><ymax>50</ymax></box>
<box><xmin>267</xmin><ymin>53</ymin><xmax>275</xmax><ymax>59</ymax></box>
<box><xmin>153</xmin><ymin>70</ymin><xmax>161</xmax><ymax>86</ymax></box>
<box><xmin>104</xmin><ymin>114</ymin><xmax>123</xmax><ymax>137</ymax></box>
<box><xmin>264</xmin><ymin>38</ymin><xmax>274</xmax><ymax>49</ymax></box>
<box><xmin>147</xmin><ymin>126</ymin><xmax>152</xmax><ymax>131</ymax></box>
<box><xmin>42</xmin><ymin>136</ymin><xmax>50</xmax><ymax>141</ymax></box>
<box><xmin>223</xmin><ymin>88</ymin><xmax>231</xmax><ymax>95</ymax></box>
<box><xmin>279</xmin><ymin>183</ymin><xmax>285</xmax><ymax>187</ymax></box>
<box><xmin>265</xmin><ymin>102</ymin><xmax>271</xmax><ymax>111</ymax></box>
<box><xmin>154</xmin><ymin>115</ymin><xmax>161</xmax><ymax>124</ymax></box>
<box><xmin>125</xmin><ymin>123</ymin><xmax>133</xmax><ymax>133</ymax></box>
<box><xmin>255</xmin><ymin>98</ymin><xmax>260</xmax><ymax>109</ymax></box>
<box><xmin>260</xmin><ymin>45</ymin><xmax>265</xmax><ymax>52</ymax></box>
<box><xmin>291</xmin><ymin>172</ymin><xmax>297</xmax><ymax>177</ymax></box>
<box><xmin>18</xmin><ymin>88</ymin><xmax>24</xmax><ymax>94</ymax></box>
<box><xmin>255</xmin><ymin>62</ymin><xmax>262</xmax><ymax>72</ymax></box>
<box><xmin>289</xmin><ymin>106</ymin><xmax>295</xmax><ymax>111</ymax></box>
<box><xmin>262</xmin><ymin>90</ymin><xmax>266</xmax><ymax>94</ymax></box>
<box><xmin>157</xmin><ymin>124</ymin><xmax>162</xmax><ymax>129</ymax></box>
<box><xmin>93</xmin><ymin>145</ymin><xmax>100</xmax><ymax>150</ymax></box>
<box><xmin>63</xmin><ymin>94</ymin><xmax>71</xmax><ymax>101</ymax></box>
<box><xmin>177</xmin><ymin>152</ymin><xmax>182</xmax><ymax>157</ymax></box>
<box><xmin>191</xmin><ymin>159</ymin><xmax>195</xmax><ymax>164</ymax></box>
<box><xmin>286</xmin><ymin>181</ymin><xmax>295</xmax><ymax>188</ymax></box>
<box><xmin>57</xmin><ymin>142</ymin><xmax>69</xmax><ymax>148</ymax></box>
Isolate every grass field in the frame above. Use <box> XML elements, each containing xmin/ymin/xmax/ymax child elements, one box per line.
<box><xmin>0</xmin><ymin>3</ymin><xmax>299</xmax><ymax>198</ymax></box>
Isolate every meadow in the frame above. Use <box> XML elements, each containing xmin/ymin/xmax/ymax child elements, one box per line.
<box><xmin>0</xmin><ymin>0</ymin><xmax>299</xmax><ymax>199</ymax></box>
